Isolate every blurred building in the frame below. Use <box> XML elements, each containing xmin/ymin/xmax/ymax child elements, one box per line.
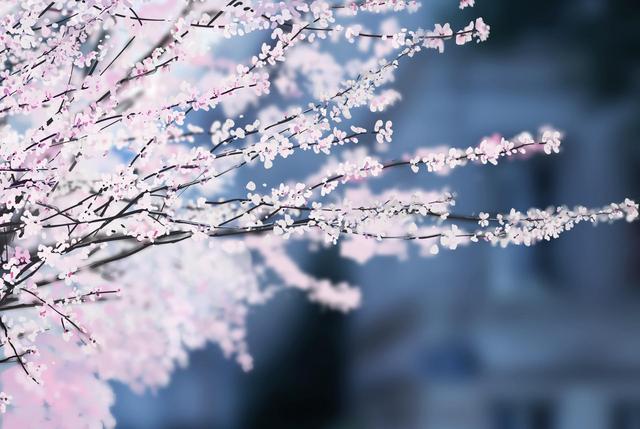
<box><xmin>113</xmin><ymin>2</ymin><xmax>640</xmax><ymax>428</ymax></box>
<box><xmin>344</xmin><ymin>1</ymin><xmax>640</xmax><ymax>427</ymax></box>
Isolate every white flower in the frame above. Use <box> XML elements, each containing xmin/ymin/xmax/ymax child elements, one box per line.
<box><xmin>542</xmin><ymin>129</ymin><xmax>563</xmax><ymax>154</ymax></box>
<box><xmin>478</xmin><ymin>212</ymin><xmax>490</xmax><ymax>227</ymax></box>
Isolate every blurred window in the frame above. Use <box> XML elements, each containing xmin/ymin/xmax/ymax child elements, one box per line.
<box><xmin>491</xmin><ymin>400</ymin><xmax>555</xmax><ymax>429</ymax></box>
<box><xmin>422</xmin><ymin>342</ymin><xmax>479</xmax><ymax>380</ymax></box>
<box><xmin>612</xmin><ymin>401</ymin><xmax>640</xmax><ymax>429</ymax></box>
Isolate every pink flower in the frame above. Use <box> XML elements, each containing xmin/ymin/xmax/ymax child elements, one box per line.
<box><xmin>459</xmin><ymin>0</ymin><xmax>475</xmax><ymax>9</ymax></box>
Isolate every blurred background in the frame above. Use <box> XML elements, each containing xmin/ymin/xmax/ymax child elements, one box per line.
<box><xmin>112</xmin><ymin>1</ymin><xmax>640</xmax><ymax>428</ymax></box>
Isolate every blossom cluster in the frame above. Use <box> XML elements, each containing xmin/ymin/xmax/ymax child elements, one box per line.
<box><xmin>0</xmin><ymin>0</ymin><xmax>635</xmax><ymax>426</ymax></box>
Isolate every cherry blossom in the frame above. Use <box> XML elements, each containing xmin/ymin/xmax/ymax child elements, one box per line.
<box><xmin>460</xmin><ymin>0</ymin><xmax>476</xmax><ymax>10</ymax></box>
<box><xmin>0</xmin><ymin>0</ymin><xmax>635</xmax><ymax>426</ymax></box>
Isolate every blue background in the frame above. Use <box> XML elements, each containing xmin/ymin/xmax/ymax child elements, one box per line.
<box><xmin>113</xmin><ymin>1</ymin><xmax>640</xmax><ymax>428</ymax></box>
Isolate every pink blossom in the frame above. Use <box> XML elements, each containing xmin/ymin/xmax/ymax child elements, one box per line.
<box><xmin>0</xmin><ymin>1</ymin><xmax>634</xmax><ymax>425</ymax></box>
